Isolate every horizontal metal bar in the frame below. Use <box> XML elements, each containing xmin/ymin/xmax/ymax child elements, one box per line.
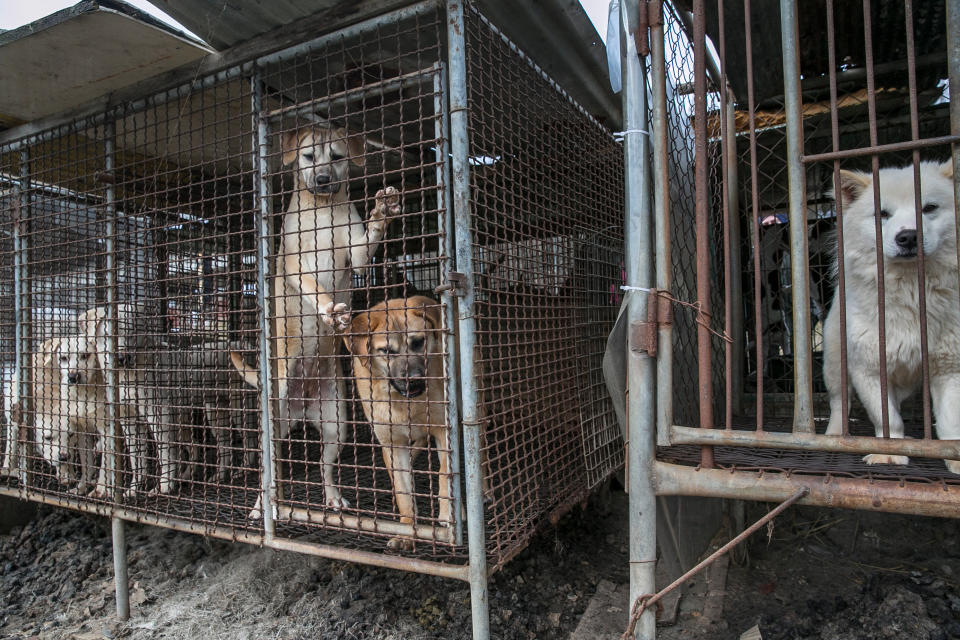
<box><xmin>801</xmin><ymin>135</ymin><xmax>960</xmax><ymax>163</ymax></box>
<box><xmin>264</xmin><ymin>68</ymin><xmax>438</xmax><ymax>120</ymax></box>
<box><xmin>277</xmin><ymin>505</ymin><xmax>454</xmax><ymax>543</ymax></box>
<box><xmin>0</xmin><ymin>487</ymin><xmax>469</xmax><ymax>581</ymax></box>
<box><xmin>670</xmin><ymin>425</ymin><xmax>960</xmax><ymax>459</ymax></box>
<box><xmin>654</xmin><ymin>461</ymin><xmax>960</xmax><ymax>518</ymax></box>
<box><xmin>0</xmin><ymin>0</ymin><xmax>440</xmax><ymax>149</ymax></box>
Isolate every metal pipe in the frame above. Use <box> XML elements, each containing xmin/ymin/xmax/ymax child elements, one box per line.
<box><xmin>0</xmin><ymin>488</ymin><xmax>471</xmax><ymax>581</ymax></box>
<box><xmin>621</xmin><ymin>1</ymin><xmax>657</xmax><ymax>637</ymax></box>
<box><xmin>277</xmin><ymin>505</ymin><xmax>454</xmax><ymax>543</ymax></box>
<box><xmin>692</xmin><ymin>0</ymin><xmax>716</xmax><ymax>465</ymax></box>
<box><xmin>111</xmin><ymin>517</ymin><xmax>129</xmax><ymax>621</ymax></box>
<box><xmin>944</xmin><ymin>0</ymin><xmax>960</xmax><ymax>303</ymax></box>
<box><xmin>434</xmin><ymin>62</ymin><xmax>464</xmax><ymax>546</ymax></box>
<box><xmin>779</xmin><ymin>0</ymin><xmax>814</xmax><ymax>433</ymax></box>
<box><xmin>650</xmin><ymin>1</ymin><xmax>674</xmax><ymax>447</ymax></box>
<box><xmin>725</xmin><ymin>100</ymin><xmax>743</xmax><ymax>419</ymax></box>
<box><xmin>103</xmin><ymin>121</ymin><xmax>121</xmax><ymax>498</ymax></box>
<box><xmin>11</xmin><ymin>147</ymin><xmax>32</xmax><ymax>485</ymax></box>
<box><xmin>669</xmin><ymin>424</ymin><xmax>960</xmax><ymax>459</ymax></box>
<box><xmin>251</xmin><ymin>69</ymin><xmax>276</xmax><ymax>540</ymax></box>
<box><xmin>801</xmin><ymin>135</ymin><xmax>960</xmax><ymax>163</ymax></box>
<box><xmin>445</xmin><ymin>2</ymin><xmax>490</xmax><ymax>638</ymax></box>
<box><xmin>0</xmin><ymin>1</ymin><xmax>440</xmax><ymax>149</ymax></box>
<box><xmin>655</xmin><ymin>461</ymin><xmax>960</xmax><ymax>519</ymax></box>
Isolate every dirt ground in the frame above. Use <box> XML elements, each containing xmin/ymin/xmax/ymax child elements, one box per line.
<box><xmin>2</xmin><ymin>490</ymin><xmax>960</xmax><ymax>640</ymax></box>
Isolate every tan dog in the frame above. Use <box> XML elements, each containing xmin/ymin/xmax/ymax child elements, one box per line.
<box><xmin>242</xmin><ymin>125</ymin><xmax>400</xmax><ymax>519</ymax></box>
<box><xmin>344</xmin><ymin>296</ymin><xmax>451</xmax><ymax>549</ymax></box>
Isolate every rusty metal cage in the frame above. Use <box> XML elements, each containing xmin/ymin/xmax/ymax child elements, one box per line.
<box><xmin>0</xmin><ymin>1</ymin><xmax>625</xmax><ymax>636</ymax></box>
<box><xmin>621</xmin><ymin>1</ymin><xmax>960</xmax><ymax>636</ymax></box>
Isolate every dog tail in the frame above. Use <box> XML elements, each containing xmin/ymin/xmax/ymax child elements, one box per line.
<box><xmin>229</xmin><ymin>351</ymin><xmax>260</xmax><ymax>389</ymax></box>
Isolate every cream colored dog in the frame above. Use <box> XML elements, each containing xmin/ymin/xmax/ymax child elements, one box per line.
<box><xmin>240</xmin><ymin>125</ymin><xmax>399</xmax><ymax>519</ymax></box>
<box><xmin>824</xmin><ymin>160</ymin><xmax>960</xmax><ymax>472</ymax></box>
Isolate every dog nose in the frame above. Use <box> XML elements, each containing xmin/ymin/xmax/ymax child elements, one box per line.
<box><xmin>315</xmin><ymin>174</ymin><xmax>331</xmax><ymax>188</ymax></box>
<box><xmin>895</xmin><ymin>229</ymin><xmax>917</xmax><ymax>251</ymax></box>
<box><xmin>58</xmin><ymin>451</ymin><xmax>70</xmax><ymax>462</ymax></box>
<box><xmin>115</xmin><ymin>353</ymin><xmax>128</xmax><ymax>367</ymax></box>
<box><xmin>67</xmin><ymin>372</ymin><xmax>80</xmax><ymax>384</ymax></box>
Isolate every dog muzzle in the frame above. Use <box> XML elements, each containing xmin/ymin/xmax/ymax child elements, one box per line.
<box><xmin>391</xmin><ymin>377</ymin><xmax>427</xmax><ymax>398</ymax></box>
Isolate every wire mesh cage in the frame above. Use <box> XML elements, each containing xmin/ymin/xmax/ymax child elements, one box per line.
<box><xmin>0</xmin><ymin>0</ymin><xmax>625</xmax><ymax>584</ymax></box>
<box><xmin>653</xmin><ymin>0</ymin><xmax>960</xmax><ymax>514</ymax></box>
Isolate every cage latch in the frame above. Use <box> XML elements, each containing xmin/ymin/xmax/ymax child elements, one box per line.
<box><xmin>434</xmin><ymin>272</ymin><xmax>468</xmax><ymax>297</ymax></box>
<box><xmin>630</xmin><ymin>289</ymin><xmax>673</xmax><ymax>357</ymax></box>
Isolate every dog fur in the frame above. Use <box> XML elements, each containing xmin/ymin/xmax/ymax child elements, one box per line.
<box><xmin>241</xmin><ymin>125</ymin><xmax>399</xmax><ymax>519</ymax></box>
<box><xmin>823</xmin><ymin>160</ymin><xmax>960</xmax><ymax>472</ymax></box>
<box><xmin>344</xmin><ymin>296</ymin><xmax>450</xmax><ymax>549</ymax></box>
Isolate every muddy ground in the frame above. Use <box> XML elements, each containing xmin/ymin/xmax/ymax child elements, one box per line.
<box><xmin>2</xmin><ymin>489</ymin><xmax>960</xmax><ymax>639</ymax></box>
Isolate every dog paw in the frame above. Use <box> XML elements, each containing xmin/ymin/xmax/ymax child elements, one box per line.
<box><xmin>945</xmin><ymin>459</ymin><xmax>960</xmax><ymax>475</ymax></box>
<box><xmin>320</xmin><ymin>302</ymin><xmax>351</xmax><ymax>331</ymax></box>
<box><xmin>863</xmin><ymin>453</ymin><xmax>910</xmax><ymax>466</ymax></box>
<box><xmin>248</xmin><ymin>506</ymin><xmax>262</xmax><ymax>520</ymax></box>
<box><xmin>371</xmin><ymin>186</ymin><xmax>402</xmax><ymax>223</ymax></box>
<box><xmin>325</xmin><ymin>494</ymin><xmax>350</xmax><ymax>510</ymax></box>
<box><xmin>387</xmin><ymin>536</ymin><xmax>415</xmax><ymax>551</ymax></box>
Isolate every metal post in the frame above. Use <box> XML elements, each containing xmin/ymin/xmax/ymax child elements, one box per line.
<box><xmin>948</xmin><ymin>0</ymin><xmax>960</xmax><ymax>292</ymax></box>
<box><xmin>650</xmin><ymin>2</ymin><xmax>673</xmax><ymax>446</ymax></box>
<box><xmin>434</xmin><ymin>62</ymin><xmax>464</xmax><ymax>546</ymax></box>
<box><xmin>446</xmin><ymin>1</ymin><xmax>490</xmax><ymax>638</ymax></box>
<box><xmin>104</xmin><ymin>122</ymin><xmax>129</xmax><ymax>621</ymax></box>
<box><xmin>11</xmin><ymin>148</ymin><xmax>33</xmax><ymax>486</ymax></box>
<box><xmin>780</xmin><ymin>0</ymin><xmax>814</xmax><ymax>432</ymax></box>
<box><xmin>726</xmin><ymin>99</ymin><xmax>743</xmax><ymax>417</ymax></box>
<box><xmin>622</xmin><ymin>1</ymin><xmax>657</xmax><ymax>637</ymax></box>
<box><xmin>251</xmin><ymin>68</ymin><xmax>277</xmax><ymax>539</ymax></box>
<box><xmin>112</xmin><ymin>516</ymin><xmax>129</xmax><ymax>620</ymax></box>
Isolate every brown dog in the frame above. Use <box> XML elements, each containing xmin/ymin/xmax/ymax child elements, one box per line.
<box><xmin>243</xmin><ymin>125</ymin><xmax>400</xmax><ymax>519</ymax></box>
<box><xmin>345</xmin><ymin>296</ymin><xmax>451</xmax><ymax>549</ymax></box>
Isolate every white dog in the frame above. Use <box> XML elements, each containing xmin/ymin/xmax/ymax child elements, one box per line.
<box><xmin>823</xmin><ymin>160</ymin><xmax>960</xmax><ymax>472</ymax></box>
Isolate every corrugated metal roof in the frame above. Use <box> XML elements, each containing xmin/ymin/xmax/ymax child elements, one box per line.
<box><xmin>0</xmin><ymin>0</ymin><xmax>211</xmax><ymax>127</ymax></box>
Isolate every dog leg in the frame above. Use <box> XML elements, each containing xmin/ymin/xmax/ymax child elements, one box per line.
<box><xmin>350</xmin><ymin>187</ymin><xmax>401</xmax><ymax>269</ymax></box>
<box><xmin>74</xmin><ymin>430</ymin><xmax>97</xmax><ymax>495</ymax></box>
<box><xmin>382</xmin><ymin>442</ymin><xmax>417</xmax><ymax>550</ymax></box>
<box><xmin>205</xmin><ymin>402</ymin><xmax>232</xmax><ymax>483</ymax></box>
<box><xmin>318</xmin><ymin>392</ymin><xmax>348</xmax><ymax>510</ymax></box>
<box><xmin>931</xmin><ymin>373</ymin><xmax>960</xmax><ymax>474</ymax></box>
<box><xmin>851</xmin><ymin>371</ymin><xmax>909</xmax><ymax>466</ymax></box>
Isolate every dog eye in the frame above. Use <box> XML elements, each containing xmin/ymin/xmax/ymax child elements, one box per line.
<box><xmin>302</xmin><ymin>152</ymin><xmax>314</xmax><ymax>163</ymax></box>
<box><xmin>377</xmin><ymin>347</ymin><xmax>390</xmax><ymax>355</ymax></box>
<box><xmin>409</xmin><ymin>337</ymin><xmax>425</xmax><ymax>351</ymax></box>
<box><xmin>879</xmin><ymin>209</ymin><xmax>891</xmax><ymax>219</ymax></box>
<box><xmin>330</xmin><ymin>152</ymin><xmax>344</xmax><ymax>162</ymax></box>
<box><xmin>922</xmin><ymin>203</ymin><xmax>939</xmax><ymax>214</ymax></box>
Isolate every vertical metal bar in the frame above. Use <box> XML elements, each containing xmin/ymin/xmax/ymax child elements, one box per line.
<box><xmin>692</xmin><ymin>0</ymin><xmax>716</xmax><ymax>463</ymax></box>
<box><xmin>434</xmin><ymin>62</ymin><xmax>464</xmax><ymax>546</ymax></box>
<box><xmin>903</xmin><ymin>0</ymin><xmax>933</xmax><ymax>441</ymax></box>
<box><xmin>650</xmin><ymin>1</ymin><xmax>673</xmax><ymax>446</ymax></box>
<box><xmin>779</xmin><ymin>0</ymin><xmax>814</xmax><ymax>433</ymax></box>
<box><xmin>251</xmin><ymin>69</ymin><xmax>276</xmax><ymax>540</ymax></box>
<box><xmin>744</xmin><ymin>0</ymin><xmax>765</xmax><ymax>430</ymax></box>
<box><xmin>950</xmin><ymin>0</ymin><xmax>960</xmax><ymax>311</ymax></box>
<box><xmin>104</xmin><ymin>122</ymin><xmax>129</xmax><ymax>622</ymax></box>
<box><xmin>446</xmin><ymin>2</ymin><xmax>490</xmax><ymax>638</ymax></box>
<box><xmin>12</xmin><ymin>148</ymin><xmax>33</xmax><ymax>485</ymax></box>
<box><xmin>862</xmin><ymin>0</ymin><xmax>890</xmax><ymax>439</ymax></box>
<box><xmin>111</xmin><ymin>516</ymin><xmax>129</xmax><ymax>620</ymax></box>
<box><xmin>826</xmin><ymin>0</ymin><xmax>850</xmax><ymax>436</ymax></box>
<box><xmin>622</xmin><ymin>1</ymin><xmax>657</xmax><ymax>637</ymax></box>
<box><xmin>725</xmin><ymin>101</ymin><xmax>743</xmax><ymax>420</ymax></box>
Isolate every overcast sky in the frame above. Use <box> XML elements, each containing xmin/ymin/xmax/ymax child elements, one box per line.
<box><xmin>0</xmin><ymin>0</ymin><xmax>612</xmax><ymax>45</ymax></box>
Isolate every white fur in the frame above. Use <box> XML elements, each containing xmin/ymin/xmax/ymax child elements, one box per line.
<box><xmin>823</xmin><ymin>161</ymin><xmax>960</xmax><ymax>473</ymax></box>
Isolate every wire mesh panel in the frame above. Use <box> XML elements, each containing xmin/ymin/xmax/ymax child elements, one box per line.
<box><xmin>655</xmin><ymin>0</ymin><xmax>960</xmax><ymax>514</ymax></box>
<box><xmin>463</xmin><ymin>4</ymin><xmax>625</xmax><ymax>569</ymax></box>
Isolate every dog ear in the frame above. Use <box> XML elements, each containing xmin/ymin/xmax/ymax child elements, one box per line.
<box><xmin>941</xmin><ymin>159</ymin><xmax>955</xmax><ymax>180</ymax></box>
<box><xmin>281</xmin><ymin>129</ymin><xmax>304</xmax><ymax>166</ymax></box>
<box><xmin>835</xmin><ymin>170</ymin><xmax>870</xmax><ymax>207</ymax></box>
<box><xmin>77</xmin><ymin>307</ymin><xmax>106</xmax><ymax>339</ymax></box>
<box><xmin>346</xmin><ymin>310</ymin><xmax>373</xmax><ymax>366</ymax></box>
<box><xmin>408</xmin><ymin>296</ymin><xmax>442</xmax><ymax>331</ymax></box>
<box><xmin>344</xmin><ymin>130</ymin><xmax>366</xmax><ymax>168</ymax></box>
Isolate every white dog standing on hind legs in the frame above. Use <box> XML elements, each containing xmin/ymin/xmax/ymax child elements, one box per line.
<box><xmin>238</xmin><ymin>125</ymin><xmax>400</xmax><ymax>520</ymax></box>
<box><xmin>823</xmin><ymin>160</ymin><xmax>960</xmax><ymax>473</ymax></box>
